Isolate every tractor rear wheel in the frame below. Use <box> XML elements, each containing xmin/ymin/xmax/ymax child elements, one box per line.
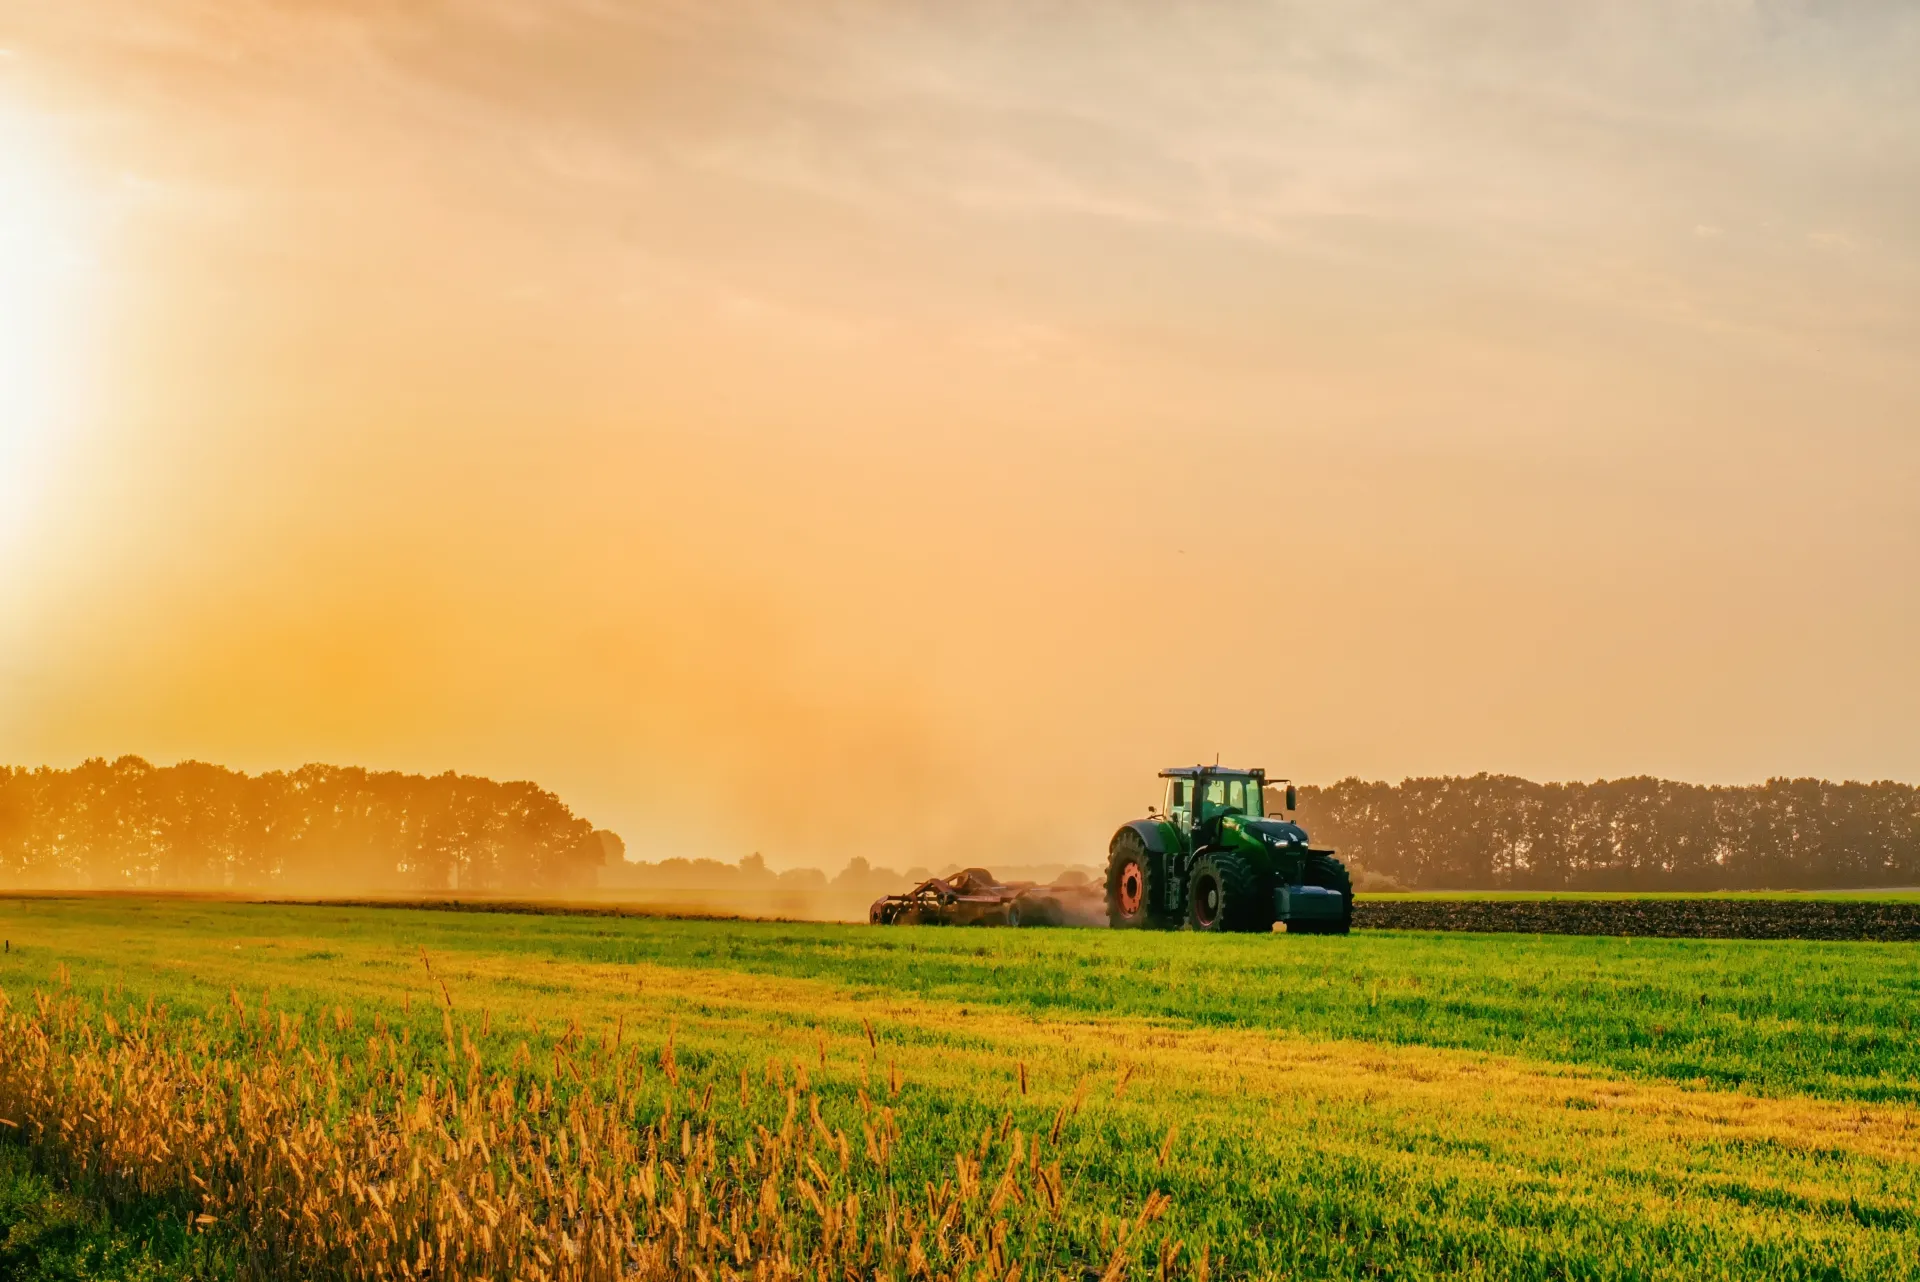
<box><xmin>1297</xmin><ymin>853</ymin><xmax>1354</xmax><ymax>934</ymax></box>
<box><xmin>1188</xmin><ymin>850</ymin><xmax>1264</xmax><ymax>932</ymax></box>
<box><xmin>1107</xmin><ymin>829</ymin><xmax>1173</xmax><ymax>929</ymax></box>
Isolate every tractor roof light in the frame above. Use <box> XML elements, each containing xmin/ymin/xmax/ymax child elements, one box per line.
<box><xmin>1158</xmin><ymin>765</ymin><xmax>1274</xmax><ymax>781</ymax></box>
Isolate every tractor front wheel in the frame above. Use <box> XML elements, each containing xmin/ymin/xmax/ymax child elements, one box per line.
<box><xmin>1188</xmin><ymin>850</ymin><xmax>1264</xmax><ymax>932</ymax></box>
<box><xmin>1107</xmin><ymin>829</ymin><xmax>1173</xmax><ymax>929</ymax></box>
<box><xmin>1295</xmin><ymin>853</ymin><xmax>1355</xmax><ymax>935</ymax></box>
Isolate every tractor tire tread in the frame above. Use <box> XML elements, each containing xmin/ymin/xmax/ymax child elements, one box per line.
<box><xmin>1106</xmin><ymin>829</ymin><xmax>1174</xmax><ymax>929</ymax></box>
<box><xmin>1300</xmin><ymin>853</ymin><xmax>1355</xmax><ymax>935</ymax></box>
<box><xmin>1189</xmin><ymin>849</ymin><xmax>1265</xmax><ymax>933</ymax></box>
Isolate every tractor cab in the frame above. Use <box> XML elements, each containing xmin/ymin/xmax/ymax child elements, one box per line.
<box><xmin>1160</xmin><ymin>766</ymin><xmax>1311</xmax><ymax>846</ymax></box>
<box><xmin>1161</xmin><ymin>767</ymin><xmax>1270</xmax><ymax>832</ymax></box>
<box><xmin>1108</xmin><ymin>765</ymin><xmax>1350</xmax><ymax>934</ymax></box>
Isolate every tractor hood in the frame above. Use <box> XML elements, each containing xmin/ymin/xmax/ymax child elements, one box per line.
<box><xmin>1232</xmin><ymin>816</ymin><xmax>1311</xmax><ymax>847</ymax></box>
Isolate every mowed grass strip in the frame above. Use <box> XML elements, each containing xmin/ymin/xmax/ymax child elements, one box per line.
<box><xmin>2</xmin><ymin>896</ymin><xmax>1919</xmax><ymax>1279</ymax></box>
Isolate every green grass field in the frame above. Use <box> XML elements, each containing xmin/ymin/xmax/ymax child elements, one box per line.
<box><xmin>1</xmin><ymin>895</ymin><xmax>1917</xmax><ymax>1279</ymax></box>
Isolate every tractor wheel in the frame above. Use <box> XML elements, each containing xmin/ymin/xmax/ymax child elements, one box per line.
<box><xmin>1188</xmin><ymin>850</ymin><xmax>1263</xmax><ymax>932</ymax></box>
<box><xmin>1107</xmin><ymin>829</ymin><xmax>1172</xmax><ymax>929</ymax></box>
<box><xmin>1298</xmin><ymin>853</ymin><xmax>1354</xmax><ymax>935</ymax></box>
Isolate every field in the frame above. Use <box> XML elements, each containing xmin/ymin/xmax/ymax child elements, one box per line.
<box><xmin>1353</xmin><ymin>895</ymin><xmax>1920</xmax><ymax>941</ymax></box>
<box><xmin>0</xmin><ymin>896</ymin><xmax>1917</xmax><ymax>1279</ymax></box>
<box><xmin>1363</xmin><ymin>890</ymin><xmax>1920</xmax><ymax>901</ymax></box>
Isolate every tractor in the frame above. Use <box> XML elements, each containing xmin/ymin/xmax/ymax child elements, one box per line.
<box><xmin>1106</xmin><ymin>766</ymin><xmax>1352</xmax><ymax>933</ymax></box>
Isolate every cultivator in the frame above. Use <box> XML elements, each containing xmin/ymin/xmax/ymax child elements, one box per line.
<box><xmin>867</xmin><ymin>868</ymin><xmax>1106</xmax><ymax>927</ymax></box>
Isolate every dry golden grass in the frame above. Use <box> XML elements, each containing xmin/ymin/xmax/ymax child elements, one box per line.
<box><xmin>0</xmin><ymin>979</ymin><xmax>1175</xmax><ymax>1282</ymax></box>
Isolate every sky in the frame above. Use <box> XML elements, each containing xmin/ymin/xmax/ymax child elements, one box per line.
<box><xmin>0</xmin><ymin>1</ymin><xmax>1916</xmax><ymax>869</ymax></box>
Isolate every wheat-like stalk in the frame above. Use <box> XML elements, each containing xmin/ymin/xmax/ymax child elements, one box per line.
<box><xmin>0</xmin><ymin>988</ymin><xmax>1175</xmax><ymax>1282</ymax></box>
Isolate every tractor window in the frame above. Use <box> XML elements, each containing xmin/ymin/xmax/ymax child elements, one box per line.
<box><xmin>1200</xmin><ymin>778</ymin><xmax>1262</xmax><ymax>820</ymax></box>
<box><xmin>1164</xmin><ymin>779</ymin><xmax>1193</xmax><ymax>828</ymax></box>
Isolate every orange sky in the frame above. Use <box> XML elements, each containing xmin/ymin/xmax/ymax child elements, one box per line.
<box><xmin>2</xmin><ymin>3</ymin><xmax>1917</xmax><ymax>868</ymax></box>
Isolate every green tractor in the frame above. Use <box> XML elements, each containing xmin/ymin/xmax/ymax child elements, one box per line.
<box><xmin>1106</xmin><ymin>766</ymin><xmax>1352</xmax><ymax>933</ymax></box>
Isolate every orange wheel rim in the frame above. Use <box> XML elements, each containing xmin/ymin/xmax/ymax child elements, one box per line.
<box><xmin>1118</xmin><ymin>864</ymin><xmax>1144</xmax><ymax>914</ymax></box>
<box><xmin>1194</xmin><ymin>875</ymin><xmax>1220</xmax><ymax>926</ymax></box>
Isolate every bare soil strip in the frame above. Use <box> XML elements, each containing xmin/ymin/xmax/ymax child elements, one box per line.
<box><xmin>1356</xmin><ymin>897</ymin><xmax>1920</xmax><ymax>940</ymax></box>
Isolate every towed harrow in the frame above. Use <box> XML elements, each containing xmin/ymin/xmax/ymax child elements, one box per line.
<box><xmin>867</xmin><ymin>867</ymin><xmax>1106</xmax><ymax>928</ymax></box>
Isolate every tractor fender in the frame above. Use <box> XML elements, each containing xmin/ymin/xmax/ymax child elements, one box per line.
<box><xmin>1115</xmin><ymin>819</ymin><xmax>1171</xmax><ymax>855</ymax></box>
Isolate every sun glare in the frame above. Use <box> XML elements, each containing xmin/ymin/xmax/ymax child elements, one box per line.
<box><xmin>0</xmin><ymin>103</ymin><xmax>93</xmax><ymax>574</ymax></box>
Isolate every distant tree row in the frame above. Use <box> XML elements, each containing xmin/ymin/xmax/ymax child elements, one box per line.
<box><xmin>13</xmin><ymin>759</ymin><xmax>1912</xmax><ymax>896</ymax></box>
<box><xmin>0</xmin><ymin>757</ymin><xmax>611</xmax><ymax>893</ymax></box>
<box><xmin>1293</xmin><ymin>774</ymin><xmax>1920</xmax><ymax>890</ymax></box>
<box><xmin>599</xmin><ymin>853</ymin><xmax>941</xmax><ymax>897</ymax></box>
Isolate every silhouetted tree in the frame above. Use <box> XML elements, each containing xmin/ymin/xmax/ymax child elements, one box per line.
<box><xmin>1292</xmin><ymin>774</ymin><xmax>1920</xmax><ymax>890</ymax></box>
<box><xmin>0</xmin><ymin>758</ymin><xmax>611</xmax><ymax>894</ymax></box>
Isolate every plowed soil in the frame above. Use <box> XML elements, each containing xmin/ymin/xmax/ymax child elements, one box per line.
<box><xmin>1356</xmin><ymin>896</ymin><xmax>1920</xmax><ymax>940</ymax></box>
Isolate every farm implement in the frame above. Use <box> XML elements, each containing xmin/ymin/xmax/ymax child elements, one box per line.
<box><xmin>867</xmin><ymin>867</ymin><xmax>1106</xmax><ymax>927</ymax></box>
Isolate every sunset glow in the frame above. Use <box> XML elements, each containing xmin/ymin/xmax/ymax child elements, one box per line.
<box><xmin>0</xmin><ymin>103</ymin><xmax>89</xmax><ymax>570</ymax></box>
<box><xmin>1</xmin><ymin>4</ymin><xmax>1916</xmax><ymax>868</ymax></box>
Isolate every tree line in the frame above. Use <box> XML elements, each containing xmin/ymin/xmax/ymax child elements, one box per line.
<box><xmin>0</xmin><ymin>757</ymin><xmax>611</xmax><ymax>893</ymax></box>
<box><xmin>9</xmin><ymin>758</ymin><xmax>1913</xmax><ymax>896</ymax></box>
<box><xmin>1295</xmin><ymin>774</ymin><xmax>1920</xmax><ymax>890</ymax></box>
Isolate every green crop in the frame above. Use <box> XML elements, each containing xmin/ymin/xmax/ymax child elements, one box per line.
<box><xmin>0</xmin><ymin>895</ymin><xmax>1915</xmax><ymax>1280</ymax></box>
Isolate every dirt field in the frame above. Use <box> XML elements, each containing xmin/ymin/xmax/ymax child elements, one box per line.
<box><xmin>1356</xmin><ymin>895</ymin><xmax>1920</xmax><ymax>940</ymax></box>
